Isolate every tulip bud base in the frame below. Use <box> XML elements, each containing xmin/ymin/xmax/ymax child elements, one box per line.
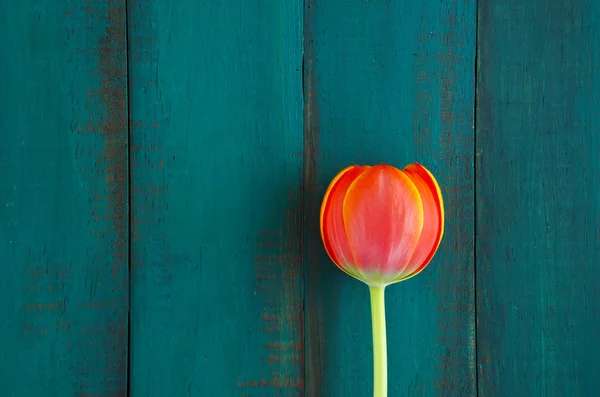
<box><xmin>369</xmin><ymin>285</ymin><xmax>387</xmax><ymax>397</ymax></box>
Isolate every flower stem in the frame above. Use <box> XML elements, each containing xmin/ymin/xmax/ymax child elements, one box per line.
<box><xmin>369</xmin><ymin>285</ymin><xmax>387</xmax><ymax>397</ymax></box>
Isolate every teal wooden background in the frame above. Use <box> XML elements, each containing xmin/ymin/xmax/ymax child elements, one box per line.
<box><xmin>0</xmin><ymin>1</ymin><xmax>597</xmax><ymax>396</ymax></box>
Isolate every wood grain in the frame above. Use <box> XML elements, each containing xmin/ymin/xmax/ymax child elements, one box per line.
<box><xmin>303</xmin><ymin>1</ymin><xmax>477</xmax><ymax>395</ymax></box>
<box><xmin>127</xmin><ymin>0</ymin><xmax>304</xmax><ymax>395</ymax></box>
<box><xmin>0</xmin><ymin>1</ymin><xmax>128</xmax><ymax>395</ymax></box>
<box><xmin>476</xmin><ymin>1</ymin><xmax>600</xmax><ymax>395</ymax></box>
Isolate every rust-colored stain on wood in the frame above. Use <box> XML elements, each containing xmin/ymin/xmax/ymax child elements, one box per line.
<box><xmin>433</xmin><ymin>2</ymin><xmax>476</xmax><ymax>394</ymax></box>
<box><xmin>89</xmin><ymin>0</ymin><xmax>128</xmax><ymax>395</ymax></box>
<box><xmin>97</xmin><ymin>0</ymin><xmax>128</xmax><ymax>279</ymax></box>
<box><xmin>239</xmin><ymin>196</ymin><xmax>304</xmax><ymax>392</ymax></box>
<box><xmin>303</xmin><ymin>0</ymin><xmax>326</xmax><ymax>396</ymax></box>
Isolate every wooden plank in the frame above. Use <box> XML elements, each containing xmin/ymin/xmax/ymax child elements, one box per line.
<box><xmin>476</xmin><ymin>1</ymin><xmax>600</xmax><ymax>395</ymax></box>
<box><xmin>0</xmin><ymin>1</ymin><xmax>128</xmax><ymax>395</ymax></box>
<box><xmin>303</xmin><ymin>1</ymin><xmax>476</xmax><ymax>395</ymax></box>
<box><xmin>127</xmin><ymin>0</ymin><xmax>304</xmax><ymax>395</ymax></box>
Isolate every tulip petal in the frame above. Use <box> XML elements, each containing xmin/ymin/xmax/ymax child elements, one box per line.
<box><xmin>401</xmin><ymin>163</ymin><xmax>444</xmax><ymax>280</ymax></box>
<box><xmin>321</xmin><ymin>165</ymin><xmax>371</xmax><ymax>278</ymax></box>
<box><xmin>342</xmin><ymin>165</ymin><xmax>424</xmax><ymax>278</ymax></box>
<box><xmin>320</xmin><ymin>165</ymin><xmax>355</xmax><ymax>246</ymax></box>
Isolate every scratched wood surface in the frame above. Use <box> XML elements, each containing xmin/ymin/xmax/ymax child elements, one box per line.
<box><xmin>303</xmin><ymin>1</ymin><xmax>476</xmax><ymax>395</ymax></box>
<box><xmin>127</xmin><ymin>0</ymin><xmax>304</xmax><ymax>395</ymax></box>
<box><xmin>0</xmin><ymin>1</ymin><xmax>128</xmax><ymax>396</ymax></box>
<box><xmin>476</xmin><ymin>1</ymin><xmax>600</xmax><ymax>395</ymax></box>
<box><xmin>3</xmin><ymin>1</ymin><xmax>599</xmax><ymax>395</ymax></box>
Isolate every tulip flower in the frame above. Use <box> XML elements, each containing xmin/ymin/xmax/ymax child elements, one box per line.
<box><xmin>320</xmin><ymin>163</ymin><xmax>444</xmax><ymax>397</ymax></box>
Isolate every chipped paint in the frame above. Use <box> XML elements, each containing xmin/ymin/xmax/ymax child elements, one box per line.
<box><xmin>433</xmin><ymin>1</ymin><xmax>477</xmax><ymax>395</ymax></box>
<box><xmin>238</xmin><ymin>187</ymin><xmax>304</xmax><ymax>394</ymax></box>
<box><xmin>96</xmin><ymin>0</ymin><xmax>128</xmax><ymax>280</ymax></box>
<box><xmin>302</xmin><ymin>0</ymin><xmax>325</xmax><ymax>395</ymax></box>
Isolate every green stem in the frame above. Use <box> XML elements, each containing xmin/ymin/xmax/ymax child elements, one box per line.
<box><xmin>369</xmin><ymin>285</ymin><xmax>387</xmax><ymax>397</ymax></box>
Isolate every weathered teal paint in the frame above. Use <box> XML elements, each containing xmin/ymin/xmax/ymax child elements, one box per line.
<box><xmin>1</xmin><ymin>1</ymin><xmax>599</xmax><ymax>395</ymax></box>
<box><xmin>127</xmin><ymin>0</ymin><xmax>304</xmax><ymax>395</ymax></box>
<box><xmin>476</xmin><ymin>1</ymin><xmax>600</xmax><ymax>395</ymax></box>
<box><xmin>304</xmin><ymin>0</ymin><xmax>477</xmax><ymax>395</ymax></box>
<box><xmin>0</xmin><ymin>1</ymin><xmax>128</xmax><ymax>395</ymax></box>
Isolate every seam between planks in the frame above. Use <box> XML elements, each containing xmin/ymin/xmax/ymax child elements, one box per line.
<box><xmin>124</xmin><ymin>0</ymin><xmax>133</xmax><ymax>395</ymax></box>
<box><xmin>302</xmin><ymin>0</ymin><xmax>319</xmax><ymax>394</ymax></box>
<box><xmin>473</xmin><ymin>0</ymin><xmax>480</xmax><ymax>395</ymax></box>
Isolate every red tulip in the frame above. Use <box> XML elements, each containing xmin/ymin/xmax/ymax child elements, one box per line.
<box><xmin>319</xmin><ymin>163</ymin><xmax>444</xmax><ymax>397</ymax></box>
<box><xmin>320</xmin><ymin>163</ymin><xmax>444</xmax><ymax>286</ymax></box>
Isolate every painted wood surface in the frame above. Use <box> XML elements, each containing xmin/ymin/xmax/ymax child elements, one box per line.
<box><xmin>304</xmin><ymin>1</ymin><xmax>476</xmax><ymax>395</ymax></box>
<box><xmin>127</xmin><ymin>0</ymin><xmax>304</xmax><ymax>395</ymax></box>
<box><xmin>2</xmin><ymin>1</ymin><xmax>599</xmax><ymax>395</ymax></box>
<box><xmin>0</xmin><ymin>1</ymin><xmax>129</xmax><ymax>396</ymax></box>
<box><xmin>476</xmin><ymin>1</ymin><xmax>600</xmax><ymax>395</ymax></box>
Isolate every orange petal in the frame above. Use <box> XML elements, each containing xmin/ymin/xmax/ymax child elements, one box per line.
<box><xmin>320</xmin><ymin>165</ymin><xmax>356</xmax><ymax>244</ymax></box>
<box><xmin>400</xmin><ymin>163</ymin><xmax>444</xmax><ymax>279</ymax></box>
<box><xmin>320</xmin><ymin>166</ymin><xmax>370</xmax><ymax>277</ymax></box>
<box><xmin>342</xmin><ymin>164</ymin><xmax>424</xmax><ymax>276</ymax></box>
